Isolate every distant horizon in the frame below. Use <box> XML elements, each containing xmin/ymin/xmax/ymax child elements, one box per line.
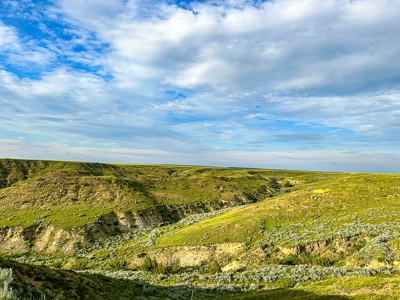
<box><xmin>1</xmin><ymin>156</ymin><xmax>398</xmax><ymax>174</ymax></box>
<box><xmin>1</xmin><ymin>0</ymin><xmax>400</xmax><ymax>173</ymax></box>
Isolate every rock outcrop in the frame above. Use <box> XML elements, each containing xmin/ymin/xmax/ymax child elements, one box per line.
<box><xmin>0</xmin><ymin>196</ymin><xmax>254</xmax><ymax>255</ymax></box>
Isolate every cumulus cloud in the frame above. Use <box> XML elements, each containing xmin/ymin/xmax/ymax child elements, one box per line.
<box><xmin>1</xmin><ymin>0</ymin><xmax>400</xmax><ymax>171</ymax></box>
<box><xmin>0</xmin><ymin>21</ymin><xmax>19</xmax><ymax>50</ymax></box>
<box><xmin>54</xmin><ymin>0</ymin><xmax>400</xmax><ymax>92</ymax></box>
<box><xmin>53</xmin><ymin>0</ymin><xmax>400</xmax><ymax>105</ymax></box>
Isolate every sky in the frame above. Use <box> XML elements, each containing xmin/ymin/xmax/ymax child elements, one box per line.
<box><xmin>0</xmin><ymin>0</ymin><xmax>400</xmax><ymax>173</ymax></box>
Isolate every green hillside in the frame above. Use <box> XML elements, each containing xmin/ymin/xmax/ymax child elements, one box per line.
<box><xmin>0</xmin><ymin>259</ymin><xmax>400</xmax><ymax>300</ymax></box>
<box><xmin>1</xmin><ymin>159</ymin><xmax>400</xmax><ymax>299</ymax></box>
<box><xmin>0</xmin><ymin>159</ymin><xmax>290</xmax><ymax>228</ymax></box>
<box><xmin>3</xmin><ymin>257</ymin><xmax>400</xmax><ymax>299</ymax></box>
<box><xmin>157</xmin><ymin>173</ymin><xmax>400</xmax><ymax>248</ymax></box>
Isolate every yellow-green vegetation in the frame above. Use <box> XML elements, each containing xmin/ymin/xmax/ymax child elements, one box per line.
<box><xmin>218</xmin><ymin>275</ymin><xmax>400</xmax><ymax>299</ymax></box>
<box><xmin>157</xmin><ymin>173</ymin><xmax>400</xmax><ymax>248</ymax></box>
<box><xmin>5</xmin><ymin>255</ymin><xmax>400</xmax><ymax>299</ymax></box>
<box><xmin>299</xmin><ymin>274</ymin><xmax>400</xmax><ymax>299</ymax></box>
<box><xmin>0</xmin><ymin>159</ymin><xmax>295</xmax><ymax>228</ymax></box>
<box><xmin>3</xmin><ymin>158</ymin><xmax>400</xmax><ymax>299</ymax></box>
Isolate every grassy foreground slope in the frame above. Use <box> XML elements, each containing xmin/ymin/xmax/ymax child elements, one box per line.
<box><xmin>157</xmin><ymin>173</ymin><xmax>400</xmax><ymax>250</ymax></box>
<box><xmin>3</xmin><ymin>258</ymin><xmax>400</xmax><ymax>299</ymax></box>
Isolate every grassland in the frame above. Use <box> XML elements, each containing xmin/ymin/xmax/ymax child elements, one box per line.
<box><xmin>0</xmin><ymin>159</ymin><xmax>294</xmax><ymax>228</ymax></box>
<box><xmin>3</xmin><ymin>257</ymin><xmax>400</xmax><ymax>299</ymax></box>
<box><xmin>2</xmin><ymin>159</ymin><xmax>400</xmax><ymax>299</ymax></box>
<box><xmin>156</xmin><ymin>173</ymin><xmax>400</xmax><ymax>248</ymax></box>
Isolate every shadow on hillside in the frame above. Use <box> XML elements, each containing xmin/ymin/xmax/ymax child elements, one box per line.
<box><xmin>0</xmin><ymin>258</ymin><xmax>352</xmax><ymax>300</ymax></box>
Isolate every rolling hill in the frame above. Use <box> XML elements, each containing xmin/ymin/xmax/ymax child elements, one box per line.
<box><xmin>1</xmin><ymin>159</ymin><xmax>400</xmax><ymax>299</ymax></box>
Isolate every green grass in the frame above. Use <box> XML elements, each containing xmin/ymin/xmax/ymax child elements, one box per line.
<box><xmin>6</xmin><ymin>255</ymin><xmax>400</xmax><ymax>300</ymax></box>
<box><xmin>156</xmin><ymin>173</ymin><xmax>400</xmax><ymax>248</ymax></box>
<box><xmin>0</xmin><ymin>159</ymin><xmax>318</xmax><ymax>228</ymax></box>
<box><xmin>3</xmin><ymin>159</ymin><xmax>400</xmax><ymax>299</ymax></box>
<box><xmin>299</xmin><ymin>274</ymin><xmax>400</xmax><ymax>298</ymax></box>
<box><xmin>216</xmin><ymin>274</ymin><xmax>400</xmax><ymax>299</ymax></box>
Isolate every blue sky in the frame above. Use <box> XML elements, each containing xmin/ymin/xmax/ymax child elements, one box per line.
<box><xmin>1</xmin><ymin>0</ymin><xmax>400</xmax><ymax>172</ymax></box>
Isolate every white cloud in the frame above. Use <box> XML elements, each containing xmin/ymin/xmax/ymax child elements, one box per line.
<box><xmin>0</xmin><ymin>138</ymin><xmax>169</xmax><ymax>161</ymax></box>
<box><xmin>0</xmin><ymin>21</ymin><xmax>54</xmax><ymax>70</ymax></box>
<box><xmin>51</xmin><ymin>0</ymin><xmax>400</xmax><ymax>95</ymax></box>
<box><xmin>0</xmin><ymin>21</ymin><xmax>20</xmax><ymax>51</ymax></box>
<box><xmin>1</xmin><ymin>0</ymin><xmax>400</xmax><ymax>171</ymax></box>
<box><xmin>1</xmin><ymin>137</ymin><xmax>400</xmax><ymax>173</ymax></box>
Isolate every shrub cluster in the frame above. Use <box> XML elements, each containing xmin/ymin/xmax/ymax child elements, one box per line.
<box><xmin>0</xmin><ymin>268</ymin><xmax>18</xmax><ymax>300</ymax></box>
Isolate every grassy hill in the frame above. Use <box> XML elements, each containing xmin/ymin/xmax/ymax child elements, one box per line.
<box><xmin>157</xmin><ymin>173</ymin><xmax>400</xmax><ymax>248</ymax></box>
<box><xmin>0</xmin><ymin>159</ymin><xmax>291</xmax><ymax>228</ymax></box>
<box><xmin>1</xmin><ymin>159</ymin><xmax>400</xmax><ymax>299</ymax></box>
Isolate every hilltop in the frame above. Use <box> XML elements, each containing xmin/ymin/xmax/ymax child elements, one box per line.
<box><xmin>0</xmin><ymin>159</ymin><xmax>287</xmax><ymax>229</ymax></box>
<box><xmin>1</xmin><ymin>159</ymin><xmax>400</xmax><ymax>299</ymax></box>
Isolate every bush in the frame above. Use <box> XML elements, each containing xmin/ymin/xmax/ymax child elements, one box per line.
<box><xmin>0</xmin><ymin>268</ymin><xmax>18</xmax><ymax>300</ymax></box>
<box><xmin>108</xmin><ymin>258</ymin><xmax>127</xmax><ymax>271</ymax></box>
<box><xmin>280</xmin><ymin>254</ymin><xmax>301</xmax><ymax>266</ymax></box>
<box><xmin>140</xmin><ymin>257</ymin><xmax>158</xmax><ymax>272</ymax></box>
<box><xmin>283</xmin><ymin>181</ymin><xmax>293</xmax><ymax>187</ymax></box>
<box><xmin>155</xmin><ymin>259</ymin><xmax>181</xmax><ymax>275</ymax></box>
<box><xmin>275</xmin><ymin>277</ymin><xmax>296</xmax><ymax>289</ymax></box>
<box><xmin>140</xmin><ymin>257</ymin><xmax>181</xmax><ymax>274</ymax></box>
<box><xmin>203</xmin><ymin>260</ymin><xmax>221</xmax><ymax>275</ymax></box>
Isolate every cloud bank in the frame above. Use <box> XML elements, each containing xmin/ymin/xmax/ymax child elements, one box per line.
<box><xmin>0</xmin><ymin>0</ymin><xmax>400</xmax><ymax>172</ymax></box>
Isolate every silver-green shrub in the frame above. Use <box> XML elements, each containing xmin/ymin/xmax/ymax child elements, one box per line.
<box><xmin>0</xmin><ymin>268</ymin><xmax>18</xmax><ymax>300</ymax></box>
